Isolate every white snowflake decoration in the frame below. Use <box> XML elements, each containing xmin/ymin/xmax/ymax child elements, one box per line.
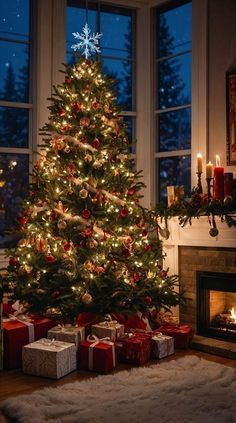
<box><xmin>71</xmin><ymin>23</ymin><xmax>102</xmax><ymax>59</ymax></box>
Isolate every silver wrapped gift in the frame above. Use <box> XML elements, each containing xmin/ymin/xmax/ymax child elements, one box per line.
<box><xmin>91</xmin><ymin>320</ymin><xmax>124</xmax><ymax>341</ymax></box>
<box><xmin>22</xmin><ymin>338</ymin><xmax>77</xmax><ymax>379</ymax></box>
<box><xmin>48</xmin><ymin>325</ymin><xmax>85</xmax><ymax>350</ymax></box>
<box><xmin>151</xmin><ymin>333</ymin><xmax>174</xmax><ymax>359</ymax></box>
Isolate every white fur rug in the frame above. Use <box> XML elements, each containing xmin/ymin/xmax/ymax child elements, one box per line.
<box><xmin>1</xmin><ymin>355</ymin><xmax>236</xmax><ymax>423</ymax></box>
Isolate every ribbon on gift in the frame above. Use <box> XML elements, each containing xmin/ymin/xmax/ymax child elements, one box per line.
<box><xmin>7</xmin><ymin>314</ymin><xmax>35</xmax><ymax>343</ymax></box>
<box><xmin>152</xmin><ymin>333</ymin><xmax>174</xmax><ymax>356</ymax></box>
<box><xmin>86</xmin><ymin>334</ymin><xmax>116</xmax><ymax>370</ymax></box>
<box><xmin>99</xmin><ymin>314</ymin><xmax>118</xmax><ymax>328</ymax></box>
<box><xmin>136</xmin><ymin>311</ymin><xmax>152</xmax><ymax>332</ymax></box>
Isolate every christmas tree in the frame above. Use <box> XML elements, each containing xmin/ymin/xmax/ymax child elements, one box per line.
<box><xmin>2</xmin><ymin>56</ymin><xmax>181</xmax><ymax>323</ymax></box>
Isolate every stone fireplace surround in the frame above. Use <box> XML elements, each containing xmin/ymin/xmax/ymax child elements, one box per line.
<box><xmin>161</xmin><ymin>217</ymin><xmax>236</xmax><ymax>359</ymax></box>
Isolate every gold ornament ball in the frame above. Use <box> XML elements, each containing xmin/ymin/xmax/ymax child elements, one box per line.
<box><xmin>79</xmin><ymin>188</ymin><xmax>88</xmax><ymax>199</ymax></box>
<box><xmin>82</xmin><ymin>292</ymin><xmax>93</xmax><ymax>304</ymax></box>
<box><xmin>58</xmin><ymin>220</ymin><xmax>67</xmax><ymax>230</ymax></box>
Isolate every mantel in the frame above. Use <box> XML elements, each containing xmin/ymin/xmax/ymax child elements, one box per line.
<box><xmin>161</xmin><ymin>216</ymin><xmax>236</xmax><ymax>249</ymax></box>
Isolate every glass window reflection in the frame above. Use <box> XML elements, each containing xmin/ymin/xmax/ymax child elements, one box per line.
<box><xmin>0</xmin><ymin>106</ymin><xmax>29</xmax><ymax>148</ymax></box>
<box><xmin>157</xmin><ymin>107</ymin><xmax>191</xmax><ymax>152</ymax></box>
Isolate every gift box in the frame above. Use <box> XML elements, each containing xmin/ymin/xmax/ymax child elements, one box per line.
<box><xmin>155</xmin><ymin>324</ymin><xmax>193</xmax><ymax>349</ymax></box>
<box><xmin>3</xmin><ymin>316</ymin><xmax>54</xmax><ymax>369</ymax></box>
<box><xmin>91</xmin><ymin>318</ymin><xmax>124</xmax><ymax>341</ymax></box>
<box><xmin>151</xmin><ymin>333</ymin><xmax>174</xmax><ymax>359</ymax></box>
<box><xmin>48</xmin><ymin>325</ymin><xmax>85</xmax><ymax>350</ymax></box>
<box><xmin>22</xmin><ymin>338</ymin><xmax>77</xmax><ymax>379</ymax></box>
<box><xmin>125</xmin><ymin>312</ymin><xmax>152</xmax><ymax>332</ymax></box>
<box><xmin>79</xmin><ymin>335</ymin><xmax>116</xmax><ymax>373</ymax></box>
<box><xmin>115</xmin><ymin>333</ymin><xmax>151</xmax><ymax>365</ymax></box>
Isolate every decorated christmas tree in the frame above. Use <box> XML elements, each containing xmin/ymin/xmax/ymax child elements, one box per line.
<box><xmin>2</xmin><ymin>51</ymin><xmax>181</xmax><ymax>323</ymax></box>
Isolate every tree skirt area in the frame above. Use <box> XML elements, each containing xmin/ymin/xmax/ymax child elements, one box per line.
<box><xmin>1</xmin><ymin>355</ymin><xmax>236</xmax><ymax>423</ymax></box>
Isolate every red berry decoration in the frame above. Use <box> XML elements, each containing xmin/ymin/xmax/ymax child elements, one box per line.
<box><xmin>142</xmin><ymin>230</ymin><xmax>147</xmax><ymax>237</ymax></box>
<box><xmin>9</xmin><ymin>257</ymin><xmax>17</xmax><ymax>267</ymax></box>
<box><xmin>51</xmin><ymin>291</ymin><xmax>60</xmax><ymax>298</ymax></box>
<box><xmin>82</xmin><ymin>208</ymin><xmax>91</xmax><ymax>219</ymax></box>
<box><xmin>128</xmin><ymin>188</ymin><xmax>135</xmax><ymax>196</ymax></box>
<box><xmin>19</xmin><ymin>216</ymin><xmax>27</xmax><ymax>225</ymax></box>
<box><xmin>134</xmin><ymin>198</ymin><xmax>139</xmax><ymax>205</ymax></box>
<box><xmin>133</xmin><ymin>272</ymin><xmax>140</xmax><ymax>282</ymax></box>
<box><xmin>66</xmin><ymin>163</ymin><xmax>76</xmax><ymax>174</ymax></box>
<box><xmin>120</xmin><ymin>208</ymin><xmax>128</xmax><ymax>218</ymax></box>
<box><xmin>46</xmin><ymin>254</ymin><xmax>56</xmax><ymax>263</ymax></box>
<box><xmin>144</xmin><ymin>295</ymin><xmax>152</xmax><ymax>306</ymax></box>
<box><xmin>92</xmin><ymin>138</ymin><xmax>100</xmax><ymax>149</ymax></box>
<box><xmin>73</xmin><ymin>103</ymin><xmax>81</xmax><ymax>112</ymax></box>
<box><xmin>145</xmin><ymin>244</ymin><xmax>152</xmax><ymax>252</ymax></box>
<box><xmin>65</xmin><ymin>76</ymin><xmax>72</xmax><ymax>84</ymax></box>
<box><xmin>63</xmin><ymin>243</ymin><xmax>71</xmax><ymax>252</ymax></box>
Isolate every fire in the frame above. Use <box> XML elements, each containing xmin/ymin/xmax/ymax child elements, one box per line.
<box><xmin>230</xmin><ymin>307</ymin><xmax>236</xmax><ymax>320</ymax></box>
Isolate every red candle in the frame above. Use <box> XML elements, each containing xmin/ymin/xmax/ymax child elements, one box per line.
<box><xmin>213</xmin><ymin>155</ymin><xmax>224</xmax><ymax>202</ymax></box>
<box><xmin>224</xmin><ymin>173</ymin><xmax>233</xmax><ymax>198</ymax></box>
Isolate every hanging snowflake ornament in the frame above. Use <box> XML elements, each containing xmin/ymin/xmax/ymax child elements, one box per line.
<box><xmin>71</xmin><ymin>23</ymin><xmax>102</xmax><ymax>59</ymax></box>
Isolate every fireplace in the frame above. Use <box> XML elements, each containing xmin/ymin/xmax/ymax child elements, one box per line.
<box><xmin>197</xmin><ymin>271</ymin><xmax>236</xmax><ymax>342</ymax></box>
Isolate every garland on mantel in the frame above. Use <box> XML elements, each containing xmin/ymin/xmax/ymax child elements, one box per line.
<box><xmin>151</xmin><ymin>193</ymin><xmax>236</xmax><ymax>238</ymax></box>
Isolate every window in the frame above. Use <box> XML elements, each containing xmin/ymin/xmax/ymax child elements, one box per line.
<box><xmin>0</xmin><ymin>0</ymin><xmax>32</xmax><ymax>247</ymax></box>
<box><xmin>155</xmin><ymin>0</ymin><xmax>192</xmax><ymax>203</ymax></box>
<box><xmin>66</xmin><ymin>1</ymin><xmax>136</xmax><ymax>151</ymax></box>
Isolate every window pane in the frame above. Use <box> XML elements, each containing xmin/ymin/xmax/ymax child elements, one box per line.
<box><xmin>102</xmin><ymin>58</ymin><xmax>133</xmax><ymax>110</ymax></box>
<box><xmin>0</xmin><ymin>0</ymin><xmax>30</xmax><ymax>41</ymax></box>
<box><xmin>157</xmin><ymin>155</ymin><xmax>191</xmax><ymax>203</ymax></box>
<box><xmin>0</xmin><ymin>41</ymin><xmax>29</xmax><ymax>102</ymax></box>
<box><xmin>157</xmin><ymin>107</ymin><xmax>191</xmax><ymax>152</ymax></box>
<box><xmin>0</xmin><ymin>153</ymin><xmax>29</xmax><ymax>248</ymax></box>
<box><xmin>123</xmin><ymin>116</ymin><xmax>136</xmax><ymax>153</ymax></box>
<box><xmin>0</xmin><ymin>106</ymin><xmax>29</xmax><ymax>147</ymax></box>
<box><xmin>100</xmin><ymin>9</ymin><xmax>133</xmax><ymax>59</ymax></box>
<box><xmin>158</xmin><ymin>52</ymin><xmax>191</xmax><ymax>109</ymax></box>
<box><xmin>157</xmin><ymin>2</ymin><xmax>192</xmax><ymax>58</ymax></box>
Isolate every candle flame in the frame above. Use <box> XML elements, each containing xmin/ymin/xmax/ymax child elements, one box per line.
<box><xmin>197</xmin><ymin>153</ymin><xmax>202</xmax><ymax>158</ymax></box>
<box><xmin>216</xmin><ymin>154</ymin><xmax>220</xmax><ymax>167</ymax></box>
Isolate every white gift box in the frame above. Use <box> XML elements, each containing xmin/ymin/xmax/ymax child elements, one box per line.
<box><xmin>48</xmin><ymin>325</ymin><xmax>85</xmax><ymax>350</ymax></box>
<box><xmin>151</xmin><ymin>333</ymin><xmax>174</xmax><ymax>359</ymax></box>
<box><xmin>22</xmin><ymin>338</ymin><xmax>77</xmax><ymax>379</ymax></box>
<box><xmin>91</xmin><ymin>320</ymin><xmax>124</xmax><ymax>341</ymax></box>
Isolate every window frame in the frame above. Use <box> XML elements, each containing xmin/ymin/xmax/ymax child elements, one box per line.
<box><xmin>154</xmin><ymin>0</ymin><xmax>192</xmax><ymax>203</ymax></box>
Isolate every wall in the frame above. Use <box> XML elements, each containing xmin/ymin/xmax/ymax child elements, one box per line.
<box><xmin>208</xmin><ymin>0</ymin><xmax>236</xmax><ymax>175</ymax></box>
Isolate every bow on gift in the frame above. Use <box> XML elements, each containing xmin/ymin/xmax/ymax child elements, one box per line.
<box><xmin>11</xmin><ymin>300</ymin><xmax>29</xmax><ymax>318</ymax></box>
<box><xmin>86</xmin><ymin>334</ymin><xmax>116</xmax><ymax>370</ymax></box>
<box><xmin>7</xmin><ymin>307</ymin><xmax>35</xmax><ymax>343</ymax></box>
<box><xmin>101</xmin><ymin>314</ymin><xmax>118</xmax><ymax>327</ymax></box>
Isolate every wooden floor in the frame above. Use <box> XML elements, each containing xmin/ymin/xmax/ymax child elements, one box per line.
<box><xmin>0</xmin><ymin>348</ymin><xmax>236</xmax><ymax>422</ymax></box>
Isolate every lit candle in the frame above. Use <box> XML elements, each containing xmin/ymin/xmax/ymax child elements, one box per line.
<box><xmin>213</xmin><ymin>155</ymin><xmax>224</xmax><ymax>202</ymax></box>
<box><xmin>197</xmin><ymin>153</ymin><xmax>203</xmax><ymax>173</ymax></box>
<box><xmin>206</xmin><ymin>161</ymin><xmax>213</xmax><ymax>179</ymax></box>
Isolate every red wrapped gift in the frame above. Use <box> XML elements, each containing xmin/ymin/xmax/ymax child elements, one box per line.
<box><xmin>3</xmin><ymin>316</ymin><xmax>54</xmax><ymax>369</ymax></box>
<box><xmin>79</xmin><ymin>335</ymin><xmax>116</xmax><ymax>373</ymax></box>
<box><xmin>77</xmin><ymin>313</ymin><xmax>101</xmax><ymax>336</ymax></box>
<box><xmin>115</xmin><ymin>333</ymin><xmax>151</xmax><ymax>365</ymax></box>
<box><xmin>155</xmin><ymin>324</ymin><xmax>193</xmax><ymax>349</ymax></box>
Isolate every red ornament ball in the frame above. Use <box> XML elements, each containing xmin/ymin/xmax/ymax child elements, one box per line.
<box><xmin>134</xmin><ymin>198</ymin><xmax>139</xmax><ymax>205</ymax></box>
<box><xmin>63</xmin><ymin>243</ymin><xmax>71</xmax><ymax>252</ymax></box>
<box><xmin>9</xmin><ymin>257</ymin><xmax>18</xmax><ymax>267</ymax></box>
<box><xmin>92</xmin><ymin>101</ymin><xmax>100</xmax><ymax>110</ymax></box>
<box><xmin>128</xmin><ymin>188</ymin><xmax>135</xmax><ymax>196</ymax></box>
<box><xmin>160</xmin><ymin>270</ymin><xmax>168</xmax><ymax>279</ymax></box>
<box><xmin>120</xmin><ymin>208</ymin><xmax>128</xmax><ymax>218</ymax></box>
<box><xmin>59</xmin><ymin>109</ymin><xmax>66</xmax><ymax>117</ymax></box>
<box><xmin>80</xmin><ymin>117</ymin><xmax>90</xmax><ymax>127</ymax></box>
<box><xmin>73</xmin><ymin>103</ymin><xmax>81</xmax><ymax>112</ymax></box>
<box><xmin>92</xmin><ymin>138</ymin><xmax>100</xmax><ymax>149</ymax></box>
<box><xmin>82</xmin><ymin>208</ymin><xmax>91</xmax><ymax>219</ymax></box>
<box><xmin>46</xmin><ymin>254</ymin><xmax>56</xmax><ymax>263</ymax></box>
<box><xmin>84</xmin><ymin>228</ymin><xmax>93</xmax><ymax>237</ymax></box>
<box><xmin>65</xmin><ymin>76</ymin><xmax>72</xmax><ymax>84</ymax></box>
<box><xmin>145</xmin><ymin>244</ymin><xmax>152</xmax><ymax>252</ymax></box>
<box><xmin>51</xmin><ymin>291</ymin><xmax>60</xmax><ymax>298</ymax></box>
<box><xmin>144</xmin><ymin>295</ymin><xmax>152</xmax><ymax>306</ymax></box>
<box><xmin>19</xmin><ymin>216</ymin><xmax>27</xmax><ymax>226</ymax></box>
<box><xmin>133</xmin><ymin>272</ymin><xmax>140</xmax><ymax>282</ymax></box>
<box><xmin>123</xmin><ymin>248</ymin><xmax>131</xmax><ymax>257</ymax></box>
<box><xmin>142</xmin><ymin>230</ymin><xmax>147</xmax><ymax>237</ymax></box>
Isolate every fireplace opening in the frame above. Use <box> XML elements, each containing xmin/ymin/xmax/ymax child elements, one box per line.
<box><xmin>197</xmin><ymin>271</ymin><xmax>236</xmax><ymax>342</ymax></box>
